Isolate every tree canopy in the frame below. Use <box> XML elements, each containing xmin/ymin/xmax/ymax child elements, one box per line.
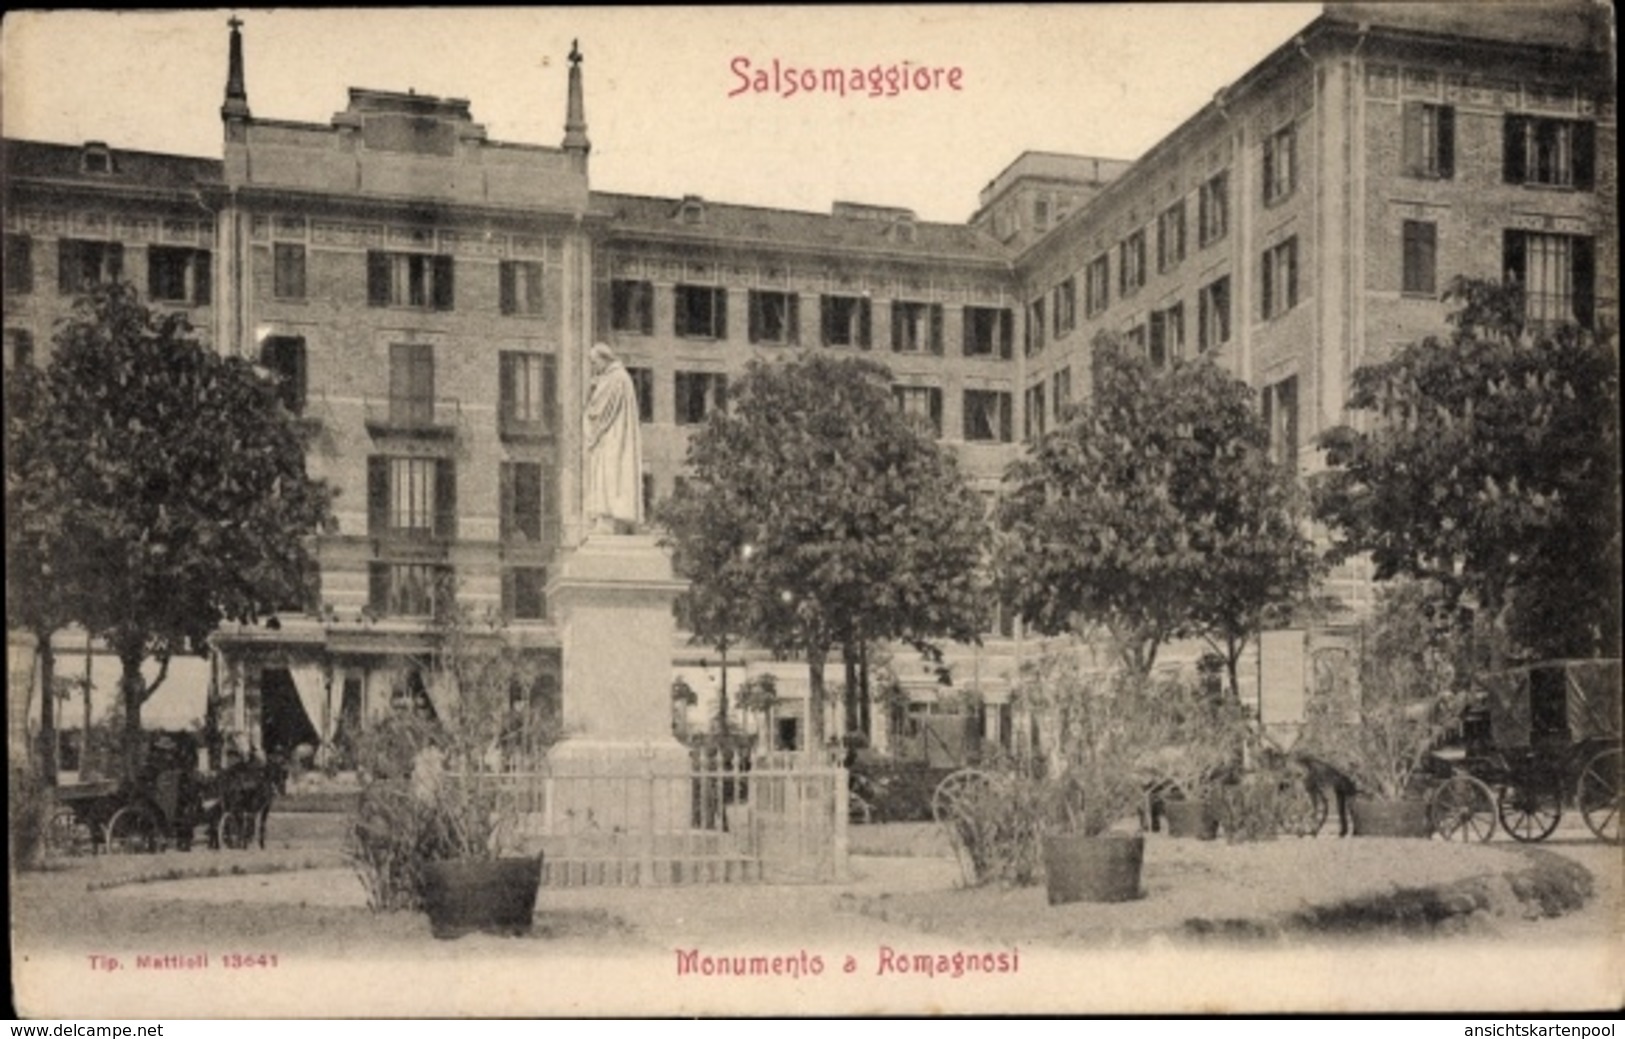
<box><xmin>995</xmin><ymin>338</ymin><xmax>1317</xmax><ymax>682</ymax></box>
<box><xmin>7</xmin><ymin>283</ymin><xmax>334</xmax><ymax>773</ymax></box>
<box><xmin>657</xmin><ymin>353</ymin><xmax>989</xmax><ymax>748</ymax></box>
<box><xmin>1312</xmin><ymin>278</ymin><xmax>1620</xmax><ymax>661</ymax></box>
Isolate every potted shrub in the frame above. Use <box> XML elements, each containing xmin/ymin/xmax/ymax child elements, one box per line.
<box><xmin>1141</xmin><ymin>673</ymin><xmax>1249</xmax><ymax>840</ymax></box>
<box><xmin>346</xmin><ymin>609</ymin><xmax>559</xmax><ymax>938</ymax></box>
<box><xmin>1301</xmin><ymin>581</ymin><xmax>1464</xmax><ymax>838</ymax></box>
<box><xmin>1016</xmin><ymin>645</ymin><xmax>1175</xmax><ymax>904</ymax></box>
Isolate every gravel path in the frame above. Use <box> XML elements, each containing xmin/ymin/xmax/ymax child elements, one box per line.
<box><xmin>11</xmin><ymin>817</ymin><xmax>1622</xmax><ymax>1016</ymax></box>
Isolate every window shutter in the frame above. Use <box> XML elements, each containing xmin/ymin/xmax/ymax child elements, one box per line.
<box><xmin>369</xmin><ymin>563</ymin><xmax>389</xmax><ymax>614</ymax></box>
<box><xmin>368</xmin><ymin>457</ymin><xmax>389</xmax><ymax>535</ymax></box>
<box><xmin>542</xmin><ymin>354</ymin><xmax>558</xmax><ymax>432</ymax></box>
<box><xmin>1502</xmin><ymin>229</ymin><xmax>1526</xmax><ymax>286</ymax></box>
<box><xmin>930</xmin><ymin>304</ymin><xmax>944</xmax><ymax>355</ymax></box>
<box><xmin>500</xmin><ymin>569</ymin><xmax>515</xmax><ymax>622</ymax></box>
<box><xmin>1419</xmin><ymin>224</ymin><xmax>1436</xmax><ymax>295</ymax></box>
<box><xmin>999</xmin><ymin>395</ymin><xmax>1013</xmax><ymax>444</ymax></box>
<box><xmin>499</xmin><ymin>462</ymin><xmax>514</xmax><ymax>541</ymax></box>
<box><xmin>1402</xmin><ymin>102</ymin><xmax>1423</xmax><ymax>176</ymax></box>
<box><xmin>639</xmin><ymin>284</ymin><xmax>655</xmax><ymax>335</ymax></box>
<box><xmin>290</xmin><ymin>338</ymin><xmax>308</xmax><ymax>413</ymax></box>
<box><xmin>1438</xmin><ymin>106</ymin><xmax>1456</xmax><ymax>179</ymax></box>
<box><xmin>1287</xmin><ymin>241</ymin><xmax>1299</xmax><ymax>309</ymax></box>
<box><xmin>714</xmin><ymin>288</ymin><xmax>728</xmax><ymax>340</ymax></box>
<box><xmin>1503</xmin><ymin>116</ymin><xmax>1527</xmax><ymax>183</ymax></box>
<box><xmin>1572</xmin><ymin>121</ymin><xmax>1595</xmax><ymax>191</ymax></box>
<box><xmin>714</xmin><ymin>374</ymin><xmax>729</xmax><ymax>412</ymax></box>
<box><xmin>594</xmin><ymin>280</ymin><xmax>613</xmax><ymax>340</ymax></box>
<box><xmin>1262</xmin><ymin>250</ymin><xmax>1274</xmax><ymax>318</ymax></box>
<box><xmin>1199</xmin><ymin>290</ymin><xmax>1210</xmax><ymax>351</ymax></box>
<box><xmin>497</xmin><ymin>352</ymin><xmax>515</xmax><ymax>425</ymax></box>
<box><xmin>747</xmin><ymin>291</ymin><xmax>762</xmax><ymax>343</ymax></box>
<box><xmin>999</xmin><ymin>309</ymin><xmax>1013</xmax><ymax>360</ymax></box>
<box><xmin>858</xmin><ymin>299</ymin><xmax>872</xmax><ymax>350</ymax></box>
<box><xmin>57</xmin><ymin>242</ymin><xmax>75</xmax><ymax>294</ymax></box>
<box><xmin>1573</xmin><ymin>236</ymin><xmax>1595</xmax><ymax>329</ymax></box>
<box><xmin>499</xmin><ymin>262</ymin><xmax>516</xmax><ymax>315</ymax></box>
<box><xmin>432</xmin><ymin>255</ymin><xmax>455</xmax><ymax>311</ymax></box>
<box><xmin>367</xmin><ymin>252</ymin><xmax>390</xmax><ymax>306</ymax></box>
<box><xmin>107</xmin><ymin>243</ymin><xmax>124</xmax><ymax>280</ymax></box>
<box><xmin>890</xmin><ymin>305</ymin><xmax>903</xmax><ymax>352</ymax></box>
<box><xmin>929</xmin><ymin>388</ymin><xmax>943</xmax><ymax>436</ymax></box>
<box><xmin>820</xmin><ymin>297</ymin><xmax>833</xmax><ymax>346</ymax></box>
<box><xmin>194</xmin><ymin>252</ymin><xmax>212</xmax><ymax>305</ymax></box>
<box><xmin>787</xmin><ymin>294</ymin><xmax>800</xmax><ymax>346</ymax></box>
<box><xmin>435</xmin><ymin>459</ymin><xmax>457</xmax><ymax>539</ymax></box>
<box><xmin>147</xmin><ymin>253</ymin><xmax>162</xmax><ymax>299</ymax></box>
<box><xmin>1263</xmin><ymin>136</ymin><xmax>1276</xmax><ymax>200</ymax></box>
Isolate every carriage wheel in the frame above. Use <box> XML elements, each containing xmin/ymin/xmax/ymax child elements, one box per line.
<box><xmin>1497</xmin><ymin>781</ymin><xmax>1562</xmax><ymax>842</ymax></box>
<box><xmin>106</xmin><ymin>805</ymin><xmax>163</xmax><ymax>854</ymax></box>
<box><xmin>221</xmin><ymin>811</ymin><xmax>255</xmax><ymax>850</ymax></box>
<box><xmin>1278</xmin><ymin>781</ymin><xmax>1328</xmax><ymax>837</ymax></box>
<box><xmin>1577</xmin><ymin>747</ymin><xmax>1622</xmax><ymax>844</ymax></box>
<box><xmin>47</xmin><ymin>808</ymin><xmax>95</xmax><ymax>857</ymax></box>
<box><xmin>1429</xmin><ymin>775</ymin><xmax>1497</xmax><ymax>842</ymax></box>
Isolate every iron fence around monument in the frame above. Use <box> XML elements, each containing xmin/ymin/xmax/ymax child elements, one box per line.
<box><xmin>491</xmin><ymin>753</ymin><xmax>849</xmax><ymax>886</ymax></box>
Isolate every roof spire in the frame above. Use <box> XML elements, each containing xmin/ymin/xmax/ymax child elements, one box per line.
<box><xmin>562</xmin><ymin>39</ymin><xmax>590</xmax><ymax>170</ymax></box>
<box><xmin>222</xmin><ymin>14</ymin><xmax>251</xmax><ymax>121</ymax></box>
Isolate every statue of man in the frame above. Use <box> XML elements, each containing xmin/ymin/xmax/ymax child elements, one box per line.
<box><xmin>584</xmin><ymin>342</ymin><xmax>643</xmax><ymax>534</ymax></box>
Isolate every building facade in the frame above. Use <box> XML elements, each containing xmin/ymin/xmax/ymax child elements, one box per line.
<box><xmin>5</xmin><ymin>4</ymin><xmax>1615</xmax><ymax>763</ymax></box>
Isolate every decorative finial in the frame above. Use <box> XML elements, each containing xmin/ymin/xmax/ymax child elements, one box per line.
<box><xmin>569</xmin><ymin>39</ymin><xmax>582</xmax><ymax>67</ymax></box>
<box><xmin>223</xmin><ymin>12</ymin><xmax>251</xmax><ymax>121</ymax></box>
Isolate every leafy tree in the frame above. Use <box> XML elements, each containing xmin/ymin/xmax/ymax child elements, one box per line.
<box><xmin>996</xmin><ymin>337</ymin><xmax>1317</xmax><ymax>684</ymax></box>
<box><xmin>11</xmin><ymin>284</ymin><xmax>334</xmax><ymax>777</ymax></box>
<box><xmin>657</xmin><ymin>354</ymin><xmax>990</xmax><ymax>749</ymax></box>
<box><xmin>1313</xmin><ymin>278</ymin><xmax>1620</xmax><ymax>662</ymax></box>
<box><xmin>5</xmin><ymin>364</ymin><xmax>73</xmax><ymax>783</ymax></box>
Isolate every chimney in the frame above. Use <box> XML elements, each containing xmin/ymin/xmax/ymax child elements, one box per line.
<box><xmin>562</xmin><ymin>39</ymin><xmax>590</xmax><ymax>172</ymax></box>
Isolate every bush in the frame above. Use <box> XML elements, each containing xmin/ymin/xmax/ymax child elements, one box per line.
<box><xmin>9</xmin><ymin>764</ymin><xmax>48</xmax><ymax>870</ymax></box>
<box><xmin>938</xmin><ymin>763</ymin><xmax>1052</xmax><ymax>887</ymax></box>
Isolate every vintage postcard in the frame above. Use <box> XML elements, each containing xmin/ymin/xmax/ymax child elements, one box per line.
<box><xmin>5</xmin><ymin>4</ymin><xmax>1621</xmax><ymax>1019</ymax></box>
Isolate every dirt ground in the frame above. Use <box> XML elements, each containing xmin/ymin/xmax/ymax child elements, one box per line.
<box><xmin>10</xmin><ymin>816</ymin><xmax>1623</xmax><ymax>1017</ymax></box>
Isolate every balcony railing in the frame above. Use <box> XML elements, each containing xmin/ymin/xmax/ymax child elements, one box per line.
<box><xmin>363</xmin><ymin>395</ymin><xmax>461</xmax><ymax>438</ymax></box>
<box><xmin>498</xmin><ymin>409</ymin><xmax>558</xmax><ymax>443</ymax></box>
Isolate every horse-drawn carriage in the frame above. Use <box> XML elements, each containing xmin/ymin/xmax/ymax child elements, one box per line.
<box><xmin>45</xmin><ymin>731</ymin><xmax>286</xmax><ymax>855</ymax></box>
<box><xmin>1426</xmin><ymin>658</ymin><xmax>1621</xmax><ymax>843</ymax></box>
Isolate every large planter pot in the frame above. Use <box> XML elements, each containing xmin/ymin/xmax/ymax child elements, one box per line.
<box><xmin>1349</xmin><ymin>797</ymin><xmax>1431</xmax><ymax>838</ymax></box>
<box><xmin>1042</xmin><ymin>833</ymin><xmax>1144</xmax><ymax>905</ymax></box>
<box><xmin>1162</xmin><ymin>798</ymin><xmax>1219</xmax><ymax>840</ymax></box>
<box><xmin>421</xmin><ymin>855</ymin><xmax>543</xmax><ymax>939</ymax></box>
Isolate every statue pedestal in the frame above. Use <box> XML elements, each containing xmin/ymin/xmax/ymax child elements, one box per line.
<box><xmin>541</xmin><ymin>535</ymin><xmax>691</xmax><ymax>837</ymax></box>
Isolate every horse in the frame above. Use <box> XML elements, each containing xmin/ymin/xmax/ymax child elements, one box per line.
<box><xmin>209</xmin><ymin>754</ymin><xmax>287</xmax><ymax>850</ymax></box>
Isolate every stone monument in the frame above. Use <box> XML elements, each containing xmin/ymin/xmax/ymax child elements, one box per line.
<box><xmin>542</xmin><ymin>343</ymin><xmax>691</xmax><ymax>842</ymax></box>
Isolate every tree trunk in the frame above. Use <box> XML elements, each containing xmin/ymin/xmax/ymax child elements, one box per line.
<box><xmin>120</xmin><ymin>647</ymin><xmax>145</xmax><ymax>782</ymax></box>
<box><xmin>35</xmin><ymin>632</ymin><xmax>57</xmax><ymax>787</ymax></box>
<box><xmin>842</xmin><ymin>641</ymin><xmax>859</xmax><ymax>741</ymax></box>
<box><xmin>717</xmin><ymin>642</ymin><xmax>731</xmax><ymax>734</ymax></box>
<box><xmin>806</xmin><ymin>647</ymin><xmax>828</xmax><ymax>752</ymax></box>
<box><xmin>858</xmin><ymin>641</ymin><xmax>871</xmax><ymax>740</ymax></box>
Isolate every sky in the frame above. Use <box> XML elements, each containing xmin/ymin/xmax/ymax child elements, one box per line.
<box><xmin>2</xmin><ymin>6</ymin><xmax>1322</xmax><ymax>223</ymax></box>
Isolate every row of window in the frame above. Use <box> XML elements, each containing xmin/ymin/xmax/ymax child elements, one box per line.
<box><xmin>889</xmin><ymin>386</ymin><xmax>1014</xmax><ymax>443</ymax></box>
<box><xmin>367</xmin><ymin>561</ymin><xmax>547</xmax><ymax>620</ymax></box>
<box><xmin>611</xmin><ymin>280</ymin><xmax>1018</xmax><ymax>357</ymax></box>
<box><xmin>365</xmin><ymin>455</ymin><xmax>556</xmax><ymax>544</ymax></box>
<box><xmin>1401</xmin><ymin>105</ymin><xmax>1597</xmax><ymax>190</ymax></box>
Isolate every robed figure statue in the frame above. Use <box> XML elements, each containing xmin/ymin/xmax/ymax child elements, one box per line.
<box><xmin>584</xmin><ymin>342</ymin><xmax>644</xmax><ymax>534</ymax></box>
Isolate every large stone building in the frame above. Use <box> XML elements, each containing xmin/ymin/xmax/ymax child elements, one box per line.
<box><xmin>5</xmin><ymin>4</ymin><xmax>1615</xmax><ymax>764</ymax></box>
